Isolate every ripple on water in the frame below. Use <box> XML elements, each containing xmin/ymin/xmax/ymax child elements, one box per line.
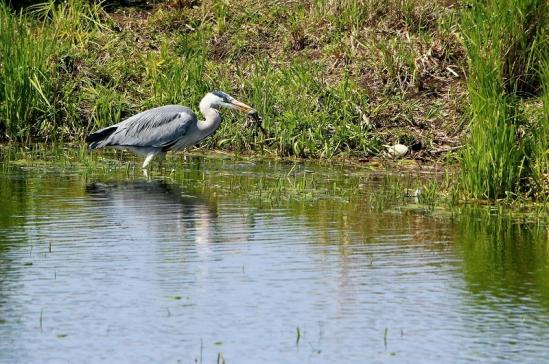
<box><xmin>0</xmin><ymin>163</ymin><xmax>548</xmax><ymax>364</ymax></box>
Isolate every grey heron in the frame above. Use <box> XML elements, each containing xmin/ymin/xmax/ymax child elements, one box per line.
<box><xmin>85</xmin><ymin>91</ymin><xmax>259</xmax><ymax>169</ymax></box>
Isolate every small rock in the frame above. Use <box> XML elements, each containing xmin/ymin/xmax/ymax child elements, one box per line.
<box><xmin>385</xmin><ymin>144</ymin><xmax>409</xmax><ymax>158</ymax></box>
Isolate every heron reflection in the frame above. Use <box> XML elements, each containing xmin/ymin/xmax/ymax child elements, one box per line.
<box><xmin>85</xmin><ymin>181</ymin><xmax>217</xmax><ymax>249</ymax></box>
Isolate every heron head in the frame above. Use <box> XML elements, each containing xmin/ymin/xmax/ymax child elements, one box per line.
<box><xmin>200</xmin><ymin>91</ymin><xmax>256</xmax><ymax>114</ymax></box>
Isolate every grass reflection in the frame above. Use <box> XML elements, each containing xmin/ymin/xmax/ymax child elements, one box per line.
<box><xmin>456</xmin><ymin>207</ymin><xmax>549</xmax><ymax>309</ymax></box>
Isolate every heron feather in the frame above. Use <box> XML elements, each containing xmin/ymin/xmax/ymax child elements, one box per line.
<box><xmin>106</xmin><ymin>105</ymin><xmax>195</xmax><ymax>149</ymax></box>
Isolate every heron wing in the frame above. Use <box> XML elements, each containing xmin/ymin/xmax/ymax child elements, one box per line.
<box><xmin>106</xmin><ymin>105</ymin><xmax>196</xmax><ymax>149</ymax></box>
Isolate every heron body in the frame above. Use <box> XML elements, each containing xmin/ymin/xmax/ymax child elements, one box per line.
<box><xmin>85</xmin><ymin>91</ymin><xmax>257</xmax><ymax>169</ymax></box>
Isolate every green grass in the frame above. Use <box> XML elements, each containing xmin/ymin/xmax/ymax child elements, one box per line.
<box><xmin>0</xmin><ymin>3</ymin><xmax>54</xmax><ymax>139</ymax></box>
<box><xmin>460</xmin><ymin>0</ymin><xmax>548</xmax><ymax>200</ymax></box>
<box><xmin>529</xmin><ymin>48</ymin><xmax>549</xmax><ymax>195</ymax></box>
<box><xmin>209</xmin><ymin>62</ymin><xmax>378</xmax><ymax>157</ymax></box>
<box><xmin>0</xmin><ymin>1</ymin><xmax>112</xmax><ymax>140</ymax></box>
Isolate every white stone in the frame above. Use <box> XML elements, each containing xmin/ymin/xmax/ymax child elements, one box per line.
<box><xmin>385</xmin><ymin>144</ymin><xmax>409</xmax><ymax>157</ymax></box>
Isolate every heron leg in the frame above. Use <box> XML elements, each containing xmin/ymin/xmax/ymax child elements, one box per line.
<box><xmin>142</xmin><ymin>153</ymin><xmax>156</xmax><ymax>169</ymax></box>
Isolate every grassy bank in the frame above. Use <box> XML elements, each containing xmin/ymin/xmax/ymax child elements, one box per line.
<box><xmin>0</xmin><ymin>0</ymin><xmax>465</xmax><ymax>156</ymax></box>
<box><xmin>0</xmin><ymin>0</ymin><xmax>547</xmax><ymax>200</ymax></box>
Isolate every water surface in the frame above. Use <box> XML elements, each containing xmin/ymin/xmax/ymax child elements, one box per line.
<box><xmin>0</xmin><ymin>155</ymin><xmax>548</xmax><ymax>363</ymax></box>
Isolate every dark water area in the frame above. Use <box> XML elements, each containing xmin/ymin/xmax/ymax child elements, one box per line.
<box><xmin>0</xmin><ymin>155</ymin><xmax>548</xmax><ymax>363</ymax></box>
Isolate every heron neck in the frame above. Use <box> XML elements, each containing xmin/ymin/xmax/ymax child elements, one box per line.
<box><xmin>198</xmin><ymin>108</ymin><xmax>222</xmax><ymax>138</ymax></box>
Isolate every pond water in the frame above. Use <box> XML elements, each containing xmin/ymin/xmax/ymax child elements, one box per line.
<box><xmin>0</xmin><ymin>153</ymin><xmax>548</xmax><ymax>363</ymax></box>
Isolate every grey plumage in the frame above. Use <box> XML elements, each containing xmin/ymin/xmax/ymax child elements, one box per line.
<box><xmin>86</xmin><ymin>105</ymin><xmax>194</xmax><ymax>151</ymax></box>
<box><xmin>85</xmin><ymin>91</ymin><xmax>257</xmax><ymax>170</ymax></box>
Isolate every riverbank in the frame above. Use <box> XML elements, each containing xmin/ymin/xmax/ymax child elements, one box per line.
<box><xmin>1</xmin><ymin>1</ymin><xmax>466</xmax><ymax>156</ymax></box>
<box><xmin>0</xmin><ymin>0</ymin><xmax>547</xmax><ymax>200</ymax></box>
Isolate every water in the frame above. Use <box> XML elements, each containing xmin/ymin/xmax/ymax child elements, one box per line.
<box><xmin>0</xmin><ymin>155</ymin><xmax>548</xmax><ymax>363</ymax></box>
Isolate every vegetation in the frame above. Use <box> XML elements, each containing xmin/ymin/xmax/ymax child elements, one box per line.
<box><xmin>460</xmin><ymin>0</ymin><xmax>548</xmax><ymax>199</ymax></box>
<box><xmin>0</xmin><ymin>0</ymin><xmax>547</xmax><ymax>200</ymax></box>
<box><xmin>0</xmin><ymin>0</ymin><xmax>465</xmax><ymax>153</ymax></box>
<box><xmin>0</xmin><ymin>3</ymin><xmax>54</xmax><ymax>139</ymax></box>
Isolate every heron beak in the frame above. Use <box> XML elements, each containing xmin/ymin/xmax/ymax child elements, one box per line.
<box><xmin>230</xmin><ymin>99</ymin><xmax>255</xmax><ymax>113</ymax></box>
